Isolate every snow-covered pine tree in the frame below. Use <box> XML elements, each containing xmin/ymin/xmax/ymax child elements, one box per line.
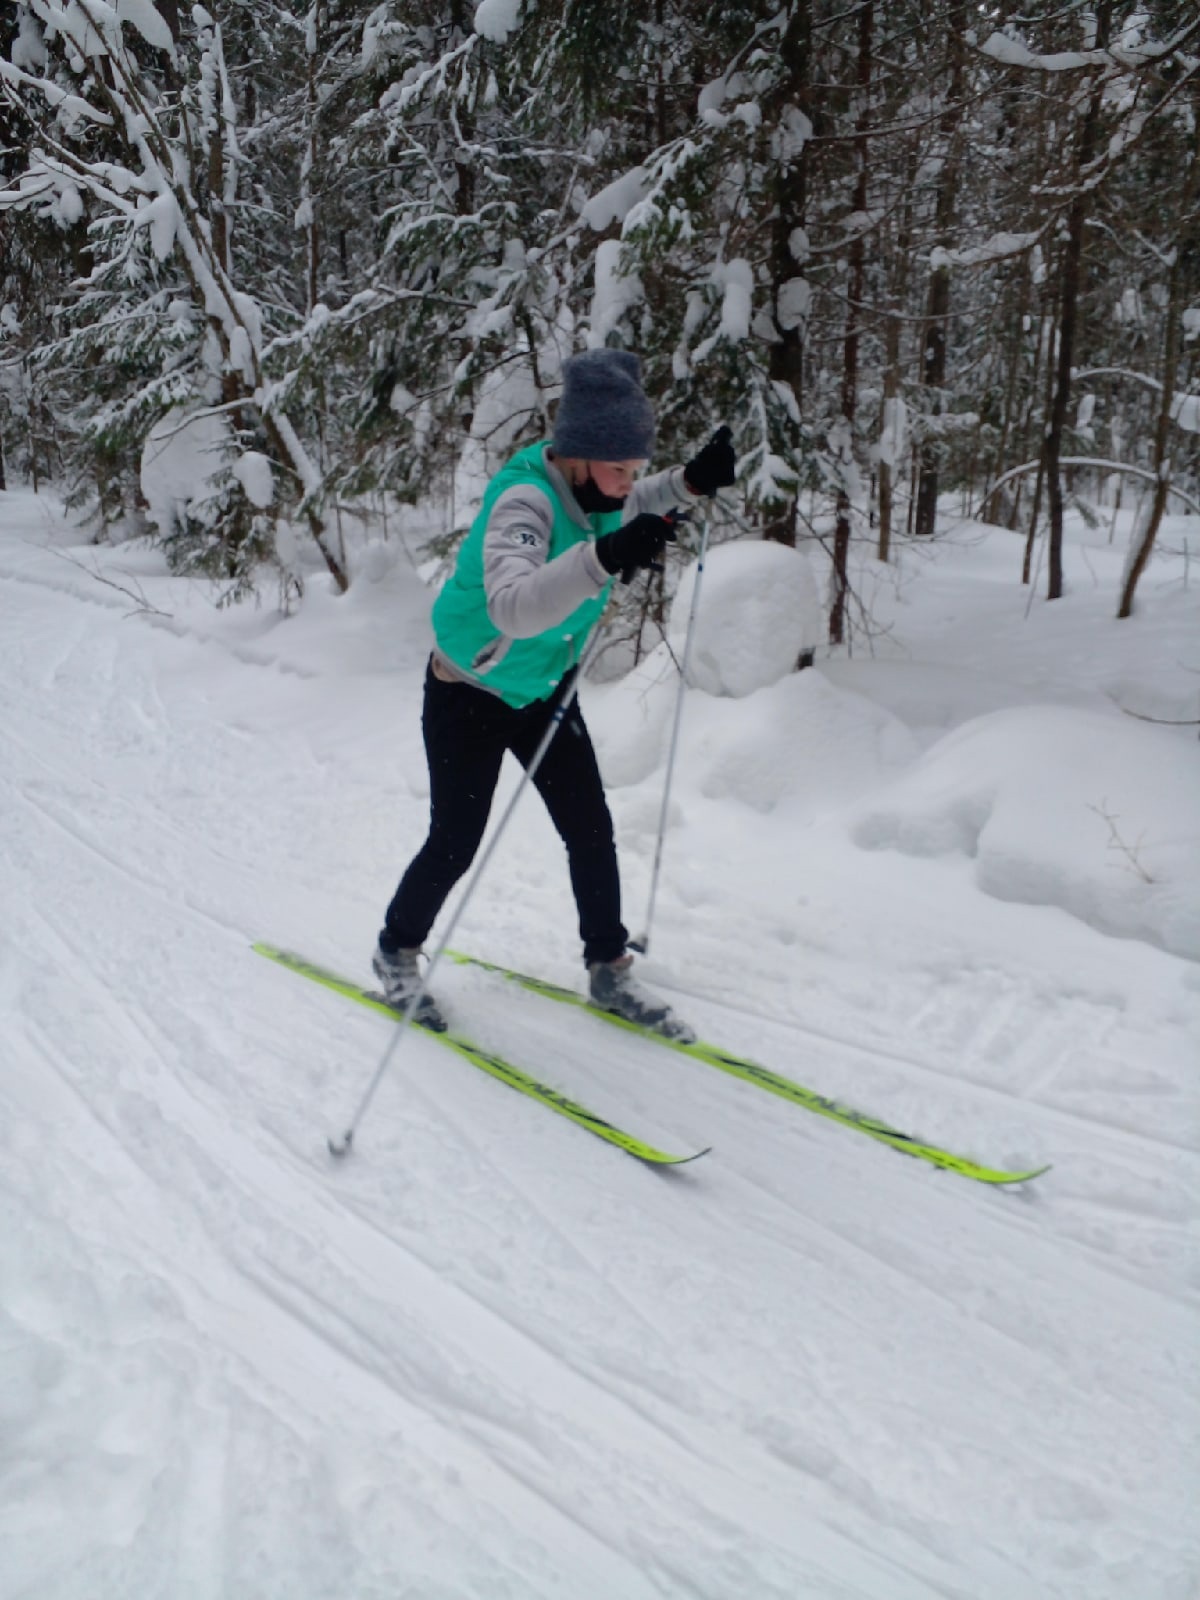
<box><xmin>569</xmin><ymin>4</ymin><xmax>923</xmax><ymax>642</ymax></box>
<box><xmin>303</xmin><ymin>0</ymin><xmax>583</xmax><ymax>536</ymax></box>
<box><xmin>0</xmin><ymin>0</ymin><xmax>346</xmax><ymax>595</ymax></box>
<box><xmin>0</xmin><ymin>1</ymin><xmax>192</xmax><ymax>528</ymax></box>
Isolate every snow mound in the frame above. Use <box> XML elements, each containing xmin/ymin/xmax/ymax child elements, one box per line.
<box><xmin>669</xmin><ymin>538</ymin><xmax>819</xmax><ymax>697</ymax></box>
<box><xmin>681</xmin><ymin>669</ymin><xmax>916</xmax><ymax>817</ymax></box>
<box><xmin>852</xmin><ymin>707</ymin><xmax>1200</xmax><ymax>962</ymax></box>
<box><xmin>581</xmin><ymin>643</ymin><xmax>678</xmax><ymax>789</ymax></box>
<box><xmin>232</xmin><ymin>450</ymin><xmax>273</xmax><ymax>509</ymax></box>
<box><xmin>140</xmin><ymin>409</ymin><xmax>232</xmax><ymax>537</ymax></box>
<box><xmin>586</xmin><ymin>656</ymin><xmax>916</xmax><ymax>817</ymax></box>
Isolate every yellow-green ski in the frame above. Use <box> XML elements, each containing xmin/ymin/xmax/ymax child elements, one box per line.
<box><xmin>254</xmin><ymin>943</ymin><xmax>709</xmax><ymax>1167</ymax></box>
<box><xmin>447</xmin><ymin>951</ymin><xmax>1050</xmax><ymax>1186</ymax></box>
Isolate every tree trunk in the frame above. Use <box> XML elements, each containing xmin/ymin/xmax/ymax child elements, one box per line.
<box><xmin>914</xmin><ymin>0</ymin><xmax>966</xmax><ymax>538</ymax></box>
<box><xmin>913</xmin><ymin>259</ymin><xmax>951</xmax><ymax>539</ymax></box>
<box><xmin>982</xmin><ymin>268</ymin><xmax>1032</xmax><ymax>524</ymax></box>
<box><xmin>763</xmin><ymin>1</ymin><xmax>814</xmax><ymax>548</ymax></box>
<box><xmin>1022</xmin><ymin>458</ymin><xmax>1046</xmax><ymax>586</ymax></box>
<box><xmin>767</xmin><ymin>3</ymin><xmax>813</xmax><ymax>414</ymax></box>
<box><xmin>877</xmin><ymin>312</ymin><xmax>898</xmax><ymax>565</ymax></box>
<box><xmin>830</xmin><ymin>0</ymin><xmax>872</xmax><ymax>645</ymax></box>
<box><xmin>1118</xmin><ymin>119</ymin><xmax>1200</xmax><ymax>617</ymax></box>
<box><xmin>1022</xmin><ymin>294</ymin><xmax>1060</xmax><ymax>583</ymax></box>
<box><xmin>1041</xmin><ymin>2</ymin><xmax>1112</xmax><ymax>599</ymax></box>
<box><xmin>303</xmin><ymin>1</ymin><xmax>325</xmax><ymax>316</ymax></box>
<box><xmin>878</xmin><ymin>135</ymin><xmax>918</xmax><ymax>562</ymax></box>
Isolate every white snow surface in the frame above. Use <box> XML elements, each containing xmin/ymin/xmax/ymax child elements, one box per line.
<box><xmin>1171</xmin><ymin>392</ymin><xmax>1200</xmax><ymax>434</ymax></box>
<box><xmin>472</xmin><ymin>0</ymin><xmax>521</xmax><ymax>44</ymax></box>
<box><xmin>775</xmin><ymin>275</ymin><xmax>811</xmax><ymax>330</ymax></box>
<box><xmin>115</xmin><ymin>0</ymin><xmax>176</xmax><ymax>55</ymax></box>
<box><xmin>232</xmin><ymin>449</ymin><xmax>274</xmax><ymax>509</ymax></box>
<box><xmin>579</xmin><ymin>166</ymin><xmax>650</xmax><ymax>231</ymax></box>
<box><xmin>588</xmin><ymin>237</ymin><xmax>644</xmax><ymax>347</ymax></box>
<box><xmin>667</xmin><ymin>537</ymin><xmax>821</xmax><ymax>697</ymax></box>
<box><xmin>852</xmin><ymin>705</ymin><xmax>1200</xmax><ymax>963</ymax></box>
<box><xmin>2</xmin><ymin>488</ymin><xmax>1198</xmax><ymax>1600</ymax></box>
<box><xmin>140</xmin><ymin>407</ymin><xmax>232</xmax><ymax>536</ymax></box>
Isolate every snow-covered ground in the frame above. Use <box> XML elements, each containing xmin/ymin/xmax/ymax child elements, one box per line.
<box><xmin>2</xmin><ymin>487</ymin><xmax>1198</xmax><ymax>1599</ymax></box>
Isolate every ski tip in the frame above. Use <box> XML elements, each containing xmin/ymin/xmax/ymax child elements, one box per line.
<box><xmin>649</xmin><ymin>1144</ymin><xmax>712</xmax><ymax>1168</ymax></box>
<box><xmin>998</xmin><ymin>1163</ymin><xmax>1052</xmax><ymax>1185</ymax></box>
<box><xmin>964</xmin><ymin>1161</ymin><xmax>1051</xmax><ymax>1186</ymax></box>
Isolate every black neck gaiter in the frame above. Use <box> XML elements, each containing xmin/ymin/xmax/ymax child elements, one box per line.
<box><xmin>572</xmin><ymin>471</ymin><xmax>627</xmax><ymax>516</ymax></box>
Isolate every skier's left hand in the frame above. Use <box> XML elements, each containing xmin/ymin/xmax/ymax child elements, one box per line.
<box><xmin>684</xmin><ymin>425</ymin><xmax>737</xmax><ymax>498</ymax></box>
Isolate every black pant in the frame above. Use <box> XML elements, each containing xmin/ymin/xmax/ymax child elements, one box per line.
<box><xmin>381</xmin><ymin>662</ymin><xmax>628</xmax><ymax>966</ymax></box>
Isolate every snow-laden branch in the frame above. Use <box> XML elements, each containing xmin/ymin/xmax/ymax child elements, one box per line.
<box><xmin>1071</xmin><ymin>370</ymin><xmax>1200</xmax><ymax>432</ymax></box>
<box><xmin>1073</xmin><ymin>366</ymin><xmax>1163</xmax><ymax>395</ymax></box>
<box><xmin>2</xmin><ymin>142</ymin><xmax>143</xmax><ymax>220</ymax></box>
<box><xmin>988</xmin><ymin>456</ymin><xmax>1200</xmax><ymax>517</ymax></box>
<box><xmin>622</xmin><ymin>137</ymin><xmax>702</xmax><ymax>240</ymax></box>
<box><xmin>0</xmin><ymin>53</ymin><xmax>112</xmax><ymax>125</ymax></box>
<box><xmin>930</xmin><ymin>231</ymin><xmax>1041</xmax><ymax>269</ymax></box>
<box><xmin>378</xmin><ymin>34</ymin><xmax>477</xmax><ymax>116</ymax></box>
<box><xmin>0</xmin><ymin>167</ymin><xmax>68</xmax><ymax>215</ymax></box>
<box><xmin>979</xmin><ymin>20</ymin><xmax>1200</xmax><ymax>75</ymax></box>
<box><xmin>31</xmin><ymin>0</ymin><xmax>176</xmax><ymax>60</ymax></box>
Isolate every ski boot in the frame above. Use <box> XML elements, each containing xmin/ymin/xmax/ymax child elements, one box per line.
<box><xmin>372</xmin><ymin>943</ymin><xmax>447</xmax><ymax>1033</ymax></box>
<box><xmin>588</xmin><ymin>954</ymin><xmax>696</xmax><ymax>1043</ymax></box>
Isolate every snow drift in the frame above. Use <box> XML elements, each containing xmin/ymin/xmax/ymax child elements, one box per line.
<box><xmin>851</xmin><ymin>705</ymin><xmax>1200</xmax><ymax>962</ymax></box>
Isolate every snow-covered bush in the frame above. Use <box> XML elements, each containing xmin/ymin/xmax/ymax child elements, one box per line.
<box><xmin>141</xmin><ymin>411</ymin><xmax>277</xmax><ymax>601</ymax></box>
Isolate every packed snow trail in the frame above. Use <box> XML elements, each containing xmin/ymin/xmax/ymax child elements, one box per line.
<box><xmin>2</xmin><ymin>492</ymin><xmax>1197</xmax><ymax>1599</ymax></box>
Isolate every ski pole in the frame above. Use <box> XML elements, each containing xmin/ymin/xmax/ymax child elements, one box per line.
<box><xmin>628</xmin><ymin>512</ymin><xmax>712</xmax><ymax>957</ymax></box>
<box><xmin>328</xmin><ymin>619</ymin><xmax>611</xmax><ymax>1158</ymax></box>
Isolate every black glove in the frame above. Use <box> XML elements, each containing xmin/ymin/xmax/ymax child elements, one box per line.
<box><xmin>684</xmin><ymin>425</ymin><xmax>736</xmax><ymax>497</ymax></box>
<box><xmin>594</xmin><ymin>511</ymin><xmax>678</xmax><ymax>580</ymax></box>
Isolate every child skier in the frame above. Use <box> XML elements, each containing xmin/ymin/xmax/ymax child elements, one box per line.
<box><xmin>374</xmin><ymin>348</ymin><xmax>736</xmax><ymax>1036</ymax></box>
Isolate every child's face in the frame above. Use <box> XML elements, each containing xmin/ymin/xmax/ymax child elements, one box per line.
<box><xmin>588</xmin><ymin>460</ymin><xmax>647</xmax><ymax>501</ymax></box>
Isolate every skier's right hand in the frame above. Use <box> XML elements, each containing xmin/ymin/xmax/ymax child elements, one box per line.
<box><xmin>594</xmin><ymin>512</ymin><xmax>677</xmax><ymax>580</ymax></box>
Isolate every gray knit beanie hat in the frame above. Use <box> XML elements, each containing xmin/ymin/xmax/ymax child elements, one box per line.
<box><xmin>551</xmin><ymin>349</ymin><xmax>656</xmax><ymax>461</ymax></box>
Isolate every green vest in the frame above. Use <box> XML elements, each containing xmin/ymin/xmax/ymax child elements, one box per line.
<box><xmin>431</xmin><ymin>443</ymin><xmax>620</xmax><ymax>708</ymax></box>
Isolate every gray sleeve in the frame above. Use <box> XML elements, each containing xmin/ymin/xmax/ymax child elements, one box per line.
<box><xmin>483</xmin><ymin>485</ymin><xmax>608</xmax><ymax>639</ymax></box>
<box><xmin>624</xmin><ymin>465</ymin><xmax>700</xmax><ymax>519</ymax></box>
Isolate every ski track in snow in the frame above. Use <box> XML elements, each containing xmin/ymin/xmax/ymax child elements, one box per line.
<box><xmin>2</xmin><ymin>499</ymin><xmax>1198</xmax><ymax>1600</ymax></box>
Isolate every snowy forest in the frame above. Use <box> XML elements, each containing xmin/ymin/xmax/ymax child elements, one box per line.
<box><xmin>4</xmin><ymin>9</ymin><xmax>1200</xmax><ymax>1597</ymax></box>
<box><xmin>2</xmin><ymin>1</ymin><xmax>1199</xmax><ymax>634</ymax></box>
